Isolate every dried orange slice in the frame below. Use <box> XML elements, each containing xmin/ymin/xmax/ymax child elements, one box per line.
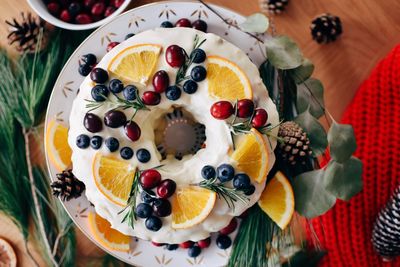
<box><xmin>258</xmin><ymin>171</ymin><xmax>294</xmax><ymax>230</ymax></box>
<box><xmin>107</xmin><ymin>44</ymin><xmax>162</xmax><ymax>85</ymax></box>
<box><xmin>92</xmin><ymin>153</ymin><xmax>136</xmax><ymax>206</ymax></box>
<box><xmin>45</xmin><ymin>119</ymin><xmax>72</xmax><ymax>172</ymax></box>
<box><xmin>206</xmin><ymin>55</ymin><xmax>253</xmax><ymax>100</ymax></box>
<box><xmin>88</xmin><ymin>212</ymin><xmax>130</xmax><ymax>251</ymax></box>
<box><xmin>230</xmin><ymin>128</ymin><xmax>269</xmax><ymax>183</ymax></box>
<box><xmin>171</xmin><ymin>186</ymin><xmax>216</xmax><ymax>229</ymax></box>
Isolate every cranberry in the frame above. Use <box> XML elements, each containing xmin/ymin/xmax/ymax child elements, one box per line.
<box><xmin>106</xmin><ymin>41</ymin><xmax>120</xmax><ymax>52</ymax></box>
<box><xmin>84</xmin><ymin>113</ymin><xmax>103</xmax><ymax>133</ymax></box>
<box><xmin>124</xmin><ymin>121</ymin><xmax>141</xmax><ymax>142</ymax></box>
<box><xmin>142</xmin><ymin>91</ymin><xmax>161</xmax><ymax>106</ymax></box>
<box><xmin>251</xmin><ymin>108</ymin><xmax>268</xmax><ymax>128</ymax></box>
<box><xmin>60</xmin><ymin>10</ymin><xmax>72</xmax><ymax>22</ymax></box>
<box><xmin>236</xmin><ymin>99</ymin><xmax>254</xmax><ymax>118</ymax></box>
<box><xmin>75</xmin><ymin>13</ymin><xmax>93</xmax><ymax>24</ymax></box>
<box><xmin>165</xmin><ymin>45</ymin><xmax>186</xmax><ymax>68</ymax></box>
<box><xmin>47</xmin><ymin>2</ymin><xmax>60</xmax><ymax>16</ymax></box>
<box><xmin>151</xmin><ymin>241</ymin><xmax>165</xmax><ymax>247</ymax></box>
<box><xmin>92</xmin><ymin>15</ymin><xmax>103</xmax><ymax>22</ymax></box>
<box><xmin>112</xmin><ymin>0</ymin><xmax>125</xmax><ymax>8</ymax></box>
<box><xmin>152</xmin><ymin>198</ymin><xmax>172</xmax><ymax>217</ymax></box>
<box><xmin>210</xmin><ymin>101</ymin><xmax>234</xmax><ymax>120</ymax></box>
<box><xmin>175</xmin><ymin>18</ymin><xmax>192</xmax><ymax>28</ymax></box>
<box><xmin>179</xmin><ymin>241</ymin><xmax>194</xmax><ymax>249</ymax></box>
<box><xmin>91</xmin><ymin>3</ymin><xmax>105</xmax><ymax>16</ymax></box>
<box><xmin>152</xmin><ymin>70</ymin><xmax>169</xmax><ymax>93</ymax></box>
<box><xmin>192</xmin><ymin>19</ymin><xmax>208</xmax><ymax>32</ymax></box>
<box><xmin>104</xmin><ymin>6</ymin><xmax>116</xmax><ymax>17</ymax></box>
<box><xmin>156</xmin><ymin>179</ymin><xmax>176</xmax><ymax>199</ymax></box>
<box><xmin>197</xmin><ymin>237</ymin><xmax>211</xmax><ymax>248</ymax></box>
<box><xmin>84</xmin><ymin>0</ymin><xmax>95</xmax><ymax>9</ymax></box>
<box><xmin>219</xmin><ymin>218</ymin><xmax>238</xmax><ymax>235</ymax></box>
<box><xmin>140</xmin><ymin>169</ymin><xmax>161</xmax><ymax>189</ymax></box>
<box><xmin>104</xmin><ymin>110</ymin><xmax>126</xmax><ymax>128</ymax></box>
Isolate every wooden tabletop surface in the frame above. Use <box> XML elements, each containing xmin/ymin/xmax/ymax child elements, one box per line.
<box><xmin>1</xmin><ymin>0</ymin><xmax>400</xmax><ymax>266</ymax></box>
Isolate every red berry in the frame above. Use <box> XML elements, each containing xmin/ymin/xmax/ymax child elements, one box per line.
<box><xmin>156</xmin><ymin>179</ymin><xmax>176</xmax><ymax>199</ymax></box>
<box><xmin>197</xmin><ymin>237</ymin><xmax>211</xmax><ymax>248</ymax></box>
<box><xmin>112</xmin><ymin>0</ymin><xmax>125</xmax><ymax>8</ymax></box>
<box><xmin>210</xmin><ymin>101</ymin><xmax>234</xmax><ymax>120</ymax></box>
<box><xmin>47</xmin><ymin>2</ymin><xmax>60</xmax><ymax>16</ymax></box>
<box><xmin>192</xmin><ymin>19</ymin><xmax>208</xmax><ymax>32</ymax></box>
<box><xmin>84</xmin><ymin>0</ymin><xmax>95</xmax><ymax>9</ymax></box>
<box><xmin>142</xmin><ymin>91</ymin><xmax>161</xmax><ymax>106</ymax></box>
<box><xmin>104</xmin><ymin>6</ymin><xmax>116</xmax><ymax>17</ymax></box>
<box><xmin>140</xmin><ymin>169</ymin><xmax>162</xmax><ymax>189</ymax></box>
<box><xmin>151</xmin><ymin>241</ymin><xmax>165</xmax><ymax>247</ymax></box>
<box><xmin>124</xmin><ymin>121</ymin><xmax>141</xmax><ymax>141</ymax></box>
<box><xmin>165</xmin><ymin>45</ymin><xmax>186</xmax><ymax>68</ymax></box>
<box><xmin>106</xmin><ymin>41</ymin><xmax>120</xmax><ymax>52</ymax></box>
<box><xmin>179</xmin><ymin>241</ymin><xmax>194</xmax><ymax>249</ymax></box>
<box><xmin>60</xmin><ymin>10</ymin><xmax>72</xmax><ymax>22</ymax></box>
<box><xmin>92</xmin><ymin>15</ymin><xmax>103</xmax><ymax>22</ymax></box>
<box><xmin>219</xmin><ymin>218</ymin><xmax>238</xmax><ymax>235</ymax></box>
<box><xmin>236</xmin><ymin>99</ymin><xmax>254</xmax><ymax>118</ymax></box>
<box><xmin>175</xmin><ymin>18</ymin><xmax>192</xmax><ymax>28</ymax></box>
<box><xmin>91</xmin><ymin>3</ymin><xmax>105</xmax><ymax>16</ymax></box>
<box><xmin>251</xmin><ymin>108</ymin><xmax>268</xmax><ymax>128</ymax></box>
<box><xmin>75</xmin><ymin>13</ymin><xmax>93</xmax><ymax>24</ymax></box>
<box><xmin>152</xmin><ymin>70</ymin><xmax>170</xmax><ymax>93</ymax></box>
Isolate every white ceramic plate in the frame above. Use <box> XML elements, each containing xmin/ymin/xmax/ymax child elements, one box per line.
<box><xmin>45</xmin><ymin>1</ymin><xmax>266</xmax><ymax>266</ymax></box>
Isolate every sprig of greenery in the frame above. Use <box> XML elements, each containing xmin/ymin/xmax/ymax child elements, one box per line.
<box><xmin>197</xmin><ymin>177</ymin><xmax>248</xmax><ymax>210</ymax></box>
<box><xmin>118</xmin><ymin>169</ymin><xmax>141</xmax><ymax>229</ymax></box>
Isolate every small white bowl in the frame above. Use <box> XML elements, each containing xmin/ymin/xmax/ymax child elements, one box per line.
<box><xmin>27</xmin><ymin>0</ymin><xmax>132</xmax><ymax>31</ymax></box>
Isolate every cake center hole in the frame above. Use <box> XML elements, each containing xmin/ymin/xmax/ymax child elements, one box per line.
<box><xmin>154</xmin><ymin>108</ymin><xmax>206</xmax><ymax>160</ymax></box>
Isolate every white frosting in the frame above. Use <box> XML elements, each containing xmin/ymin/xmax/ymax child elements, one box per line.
<box><xmin>68</xmin><ymin>28</ymin><xmax>279</xmax><ymax>243</ymax></box>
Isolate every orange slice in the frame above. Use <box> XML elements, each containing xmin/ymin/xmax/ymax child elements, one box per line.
<box><xmin>107</xmin><ymin>44</ymin><xmax>162</xmax><ymax>85</ymax></box>
<box><xmin>92</xmin><ymin>153</ymin><xmax>136</xmax><ymax>206</ymax></box>
<box><xmin>230</xmin><ymin>128</ymin><xmax>269</xmax><ymax>183</ymax></box>
<box><xmin>88</xmin><ymin>212</ymin><xmax>130</xmax><ymax>251</ymax></box>
<box><xmin>258</xmin><ymin>171</ymin><xmax>294</xmax><ymax>230</ymax></box>
<box><xmin>45</xmin><ymin>119</ymin><xmax>72</xmax><ymax>172</ymax></box>
<box><xmin>206</xmin><ymin>55</ymin><xmax>253</xmax><ymax>100</ymax></box>
<box><xmin>171</xmin><ymin>186</ymin><xmax>216</xmax><ymax>229</ymax></box>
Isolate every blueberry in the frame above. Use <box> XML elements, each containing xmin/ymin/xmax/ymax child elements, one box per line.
<box><xmin>68</xmin><ymin>2</ymin><xmax>81</xmax><ymax>17</ymax></box>
<box><xmin>165</xmin><ymin>85</ymin><xmax>181</xmax><ymax>101</ymax></box>
<box><xmin>190</xmin><ymin>66</ymin><xmax>207</xmax><ymax>82</ymax></box>
<box><xmin>90</xmin><ymin>68</ymin><xmax>109</xmax><ymax>84</ymax></box>
<box><xmin>201</xmin><ymin>165</ymin><xmax>216</xmax><ymax>180</ymax></box>
<box><xmin>166</xmin><ymin>244</ymin><xmax>179</xmax><ymax>251</ymax></box>
<box><xmin>80</xmin><ymin>53</ymin><xmax>97</xmax><ymax>65</ymax></box>
<box><xmin>216</xmin><ymin>235</ymin><xmax>232</xmax><ymax>249</ymax></box>
<box><xmin>135</xmin><ymin>203</ymin><xmax>153</xmax><ymax>219</ymax></box>
<box><xmin>76</xmin><ymin>134</ymin><xmax>90</xmax><ymax>149</ymax></box>
<box><xmin>141</xmin><ymin>190</ymin><xmax>156</xmax><ymax>204</ymax></box>
<box><xmin>78</xmin><ymin>63</ymin><xmax>91</xmax><ymax>76</ymax></box>
<box><xmin>183</xmin><ymin>80</ymin><xmax>198</xmax><ymax>94</ymax></box>
<box><xmin>152</xmin><ymin>198</ymin><xmax>172</xmax><ymax>217</ymax></box>
<box><xmin>91</xmin><ymin>84</ymin><xmax>109</xmax><ymax>102</ymax></box>
<box><xmin>123</xmin><ymin>85</ymin><xmax>138</xmax><ymax>101</ymax></box>
<box><xmin>243</xmin><ymin>184</ymin><xmax>255</xmax><ymax>196</ymax></box>
<box><xmin>120</xmin><ymin>147</ymin><xmax>134</xmax><ymax>159</ymax></box>
<box><xmin>105</xmin><ymin>137</ymin><xmax>119</xmax><ymax>152</ymax></box>
<box><xmin>145</xmin><ymin>216</ymin><xmax>162</xmax><ymax>231</ymax></box>
<box><xmin>160</xmin><ymin>21</ymin><xmax>174</xmax><ymax>28</ymax></box>
<box><xmin>90</xmin><ymin>135</ymin><xmax>103</xmax><ymax>149</ymax></box>
<box><xmin>216</xmin><ymin>164</ymin><xmax>235</xmax><ymax>182</ymax></box>
<box><xmin>137</xmin><ymin>148</ymin><xmax>151</xmax><ymax>163</ymax></box>
<box><xmin>109</xmin><ymin>79</ymin><xmax>124</xmax><ymax>93</ymax></box>
<box><xmin>233</xmin><ymin>173</ymin><xmax>251</xmax><ymax>190</ymax></box>
<box><xmin>191</xmin><ymin>48</ymin><xmax>206</xmax><ymax>63</ymax></box>
<box><xmin>188</xmin><ymin>246</ymin><xmax>201</xmax><ymax>258</ymax></box>
<box><xmin>125</xmin><ymin>33</ymin><xmax>135</xmax><ymax>40</ymax></box>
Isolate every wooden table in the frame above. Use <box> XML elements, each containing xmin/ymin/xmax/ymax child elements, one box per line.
<box><xmin>0</xmin><ymin>0</ymin><xmax>400</xmax><ymax>266</ymax></box>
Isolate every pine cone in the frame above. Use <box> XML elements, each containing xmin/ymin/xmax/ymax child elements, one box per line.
<box><xmin>310</xmin><ymin>13</ymin><xmax>343</xmax><ymax>44</ymax></box>
<box><xmin>259</xmin><ymin>0</ymin><xmax>289</xmax><ymax>14</ymax></box>
<box><xmin>372</xmin><ymin>186</ymin><xmax>400</xmax><ymax>260</ymax></box>
<box><xmin>278</xmin><ymin>121</ymin><xmax>312</xmax><ymax>165</ymax></box>
<box><xmin>51</xmin><ymin>169</ymin><xmax>85</xmax><ymax>201</ymax></box>
<box><xmin>6</xmin><ymin>12</ymin><xmax>48</xmax><ymax>53</ymax></box>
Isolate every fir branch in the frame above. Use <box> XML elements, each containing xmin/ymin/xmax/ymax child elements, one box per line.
<box><xmin>118</xmin><ymin>169</ymin><xmax>141</xmax><ymax>229</ymax></box>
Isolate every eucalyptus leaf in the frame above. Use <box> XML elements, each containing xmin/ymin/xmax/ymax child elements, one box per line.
<box><xmin>323</xmin><ymin>157</ymin><xmax>363</xmax><ymax>201</ymax></box>
<box><xmin>290</xmin><ymin>58</ymin><xmax>315</xmax><ymax>84</ymax></box>
<box><xmin>297</xmin><ymin>78</ymin><xmax>325</xmax><ymax>118</ymax></box>
<box><xmin>239</xmin><ymin>13</ymin><xmax>269</xmax><ymax>33</ymax></box>
<box><xmin>293</xmin><ymin>169</ymin><xmax>336</xmax><ymax>218</ymax></box>
<box><xmin>294</xmin><ymin>109</ymin><xmax>328</xmax><ymax>155</ymax></box>
<box><xmin>259</xmin><ymin>60</ymin><xmax>275</xmax><ymax>99</ymax></box>
<box><xmin>328</xmin><ymin>122</ymin><xmax>357</xmax><ymax>163</ymax></box>
<box><xmin>266</xmin><ymin>35</ymin><xmax>303</xmax><ymax>70</ymax></box>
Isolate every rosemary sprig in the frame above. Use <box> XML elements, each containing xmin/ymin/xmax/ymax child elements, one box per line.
<box><xmin>118</xmin><ymin>169</ymin><xmax>141</xmax><ymax>229</ymax></box>
<box><xmin>197</xmin><ymin>177</ymin><xmax>248</xmax><ymax>210</ymax></box>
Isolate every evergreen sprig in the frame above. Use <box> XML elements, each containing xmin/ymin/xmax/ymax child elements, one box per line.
<box><xmin>118</xmin><ymin>169</ymin><xmax>141</xmax><ymax>229</ymax></box>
